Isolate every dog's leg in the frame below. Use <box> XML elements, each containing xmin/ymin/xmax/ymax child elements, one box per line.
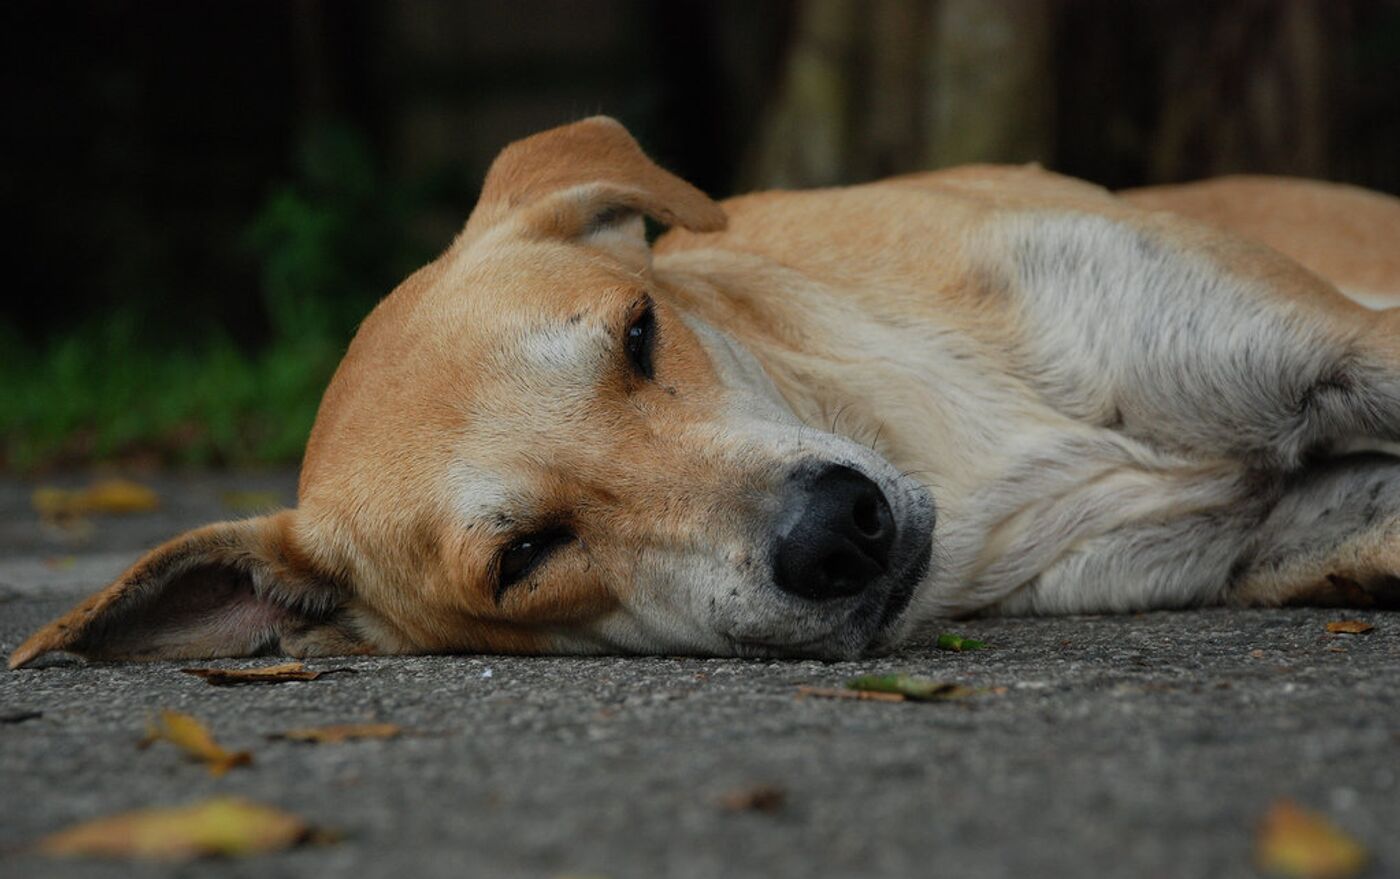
<box><xmin>984</xmin><ymin>476</ymin><xmax>1271</xmax><ymax>616</ymax></box>
<box><xmin>1233</xmin><ymin>453</ymin><xmax>1400</xmax><ymax>608</ymax></box>
<box><xmin>1004</xmin><ymin>212</ymin><xmax>1400</xmax><ymax>469</ymax></box>
<box><xmin>988</xmin><ymin>453</ymin><xmax>1400</xmax><ymax>614</ymax></box>
<box><xmin>938</xmin><ymin>435</ymin><xmax>1273</xmax><ymax>616</ymax></box>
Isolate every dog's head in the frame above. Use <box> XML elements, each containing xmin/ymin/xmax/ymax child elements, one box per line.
<box><xmin>10</xmin><ymin>118</ymin><xmax>935</xmax><ymax>669</ymax></box>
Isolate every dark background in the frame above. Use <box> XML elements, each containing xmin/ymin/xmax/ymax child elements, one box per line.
<box><xmin>3</xmin><ymin>0</ymin><xmax>1398</xmax><ymax>469</ymax></box>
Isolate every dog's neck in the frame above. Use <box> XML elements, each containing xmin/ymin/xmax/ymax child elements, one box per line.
<box><xmin>654</xmin><ymin>248</ymin><xmax>1010</xmax><ymax>499</ymax></box>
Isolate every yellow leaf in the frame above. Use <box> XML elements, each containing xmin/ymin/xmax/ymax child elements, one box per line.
<box><xmin>1326</xmin><ymin>620</ymin><xmax>1374</xmax><ymax>635</ymax></box>
<box><xmin>270</xmin><ymin>723</ymin><xmax>403</xmax><ymax>744</ymax></box>
<box><xmin>141</xmin><ymin>710</ymin><xmax>251</xmax><ymax>777</ymax></box>
<box><xmin>32</xmin><ymin>479</ymin><xmax>159</xmax><ymax>519</ymax></box>
<box><xmin>83</xmin><ymin>479</ymin><xmax>160</xmax><ymax>513</ymax></box>
<box><xmin>1256</xmin><ymin>799</ymin><xmax>1368</xmax><ymax>879</ymax></box>
<box><xmin>181</xmin><ymin>661</ymin><xmax>356</xmax><ymax>686</ymax></box>
<box><xmin>35</xmin><ymin>797</ymin><xmax>321</xmax><ymax>861</ymax></box>
<box><xmin>31</xmin><ymin>487</ymin><xmax>71</xmax><ymax>520</ymax></box>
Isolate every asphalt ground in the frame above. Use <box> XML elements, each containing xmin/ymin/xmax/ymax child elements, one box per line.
<box><xmin>2</xmin><ymin>471</ymin><xmax>1398</xmax><ymax>878</ymax></box>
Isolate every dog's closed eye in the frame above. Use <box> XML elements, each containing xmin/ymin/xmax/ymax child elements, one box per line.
<box><xmin>496</xmin><ymin>528</ymin><xmax>574</xmax><ymax>601</ymax></box>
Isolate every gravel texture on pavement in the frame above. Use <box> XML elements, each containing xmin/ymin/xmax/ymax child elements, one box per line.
<box><xmin>2</xmin><ymin>471</ymin><xmax>1397</xmax><ymax>878</ymax></box>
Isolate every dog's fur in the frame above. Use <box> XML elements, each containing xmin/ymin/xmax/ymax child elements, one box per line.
<box><xmin>12</xmin><ymin>117</ymin><xmax>1400</xmax><ymax>667</ymax></box>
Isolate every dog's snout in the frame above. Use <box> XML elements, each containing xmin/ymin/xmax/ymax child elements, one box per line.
<box><xmin>772</xmin><ymin>464</ymin><xmax>897</xmax><ymax>601</ymax></box>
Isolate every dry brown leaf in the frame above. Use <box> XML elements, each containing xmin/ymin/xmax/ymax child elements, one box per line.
<box><xmin>1256</xmin><ymin>799</ymin><xmax>1368</xmax><ymax>879</ymax></box>
<box><xmin>1326</xmin><ymin>620</ymin><xmax>1374</xmax><ymax>635</ymax></box>
<box><xmin>796</xmin><ymin>685</ymin><xmax>908</xmax><ymax>703</ymax></box>
<box><xmin>140</xmin><ymin>710</ymin><xmax>251</xmax><ymax>777</ymax></box>
<box><xmin>269</xmin><ymin>723</ymin><xmax>403</xmax><ymax>744</ymax></box>
<box><xmin>32</xmin><ymin>479</ymin><xmax>159</xmax><ymax>519</ymax></box>
<box><xmin>720</xmin><ymin>784</ymin><xmax>786</xmax><ymax>813</ymax></box>
<box><xmin>34</xmin><ymin>797</ymin><xmax>324</xmax><ymax>861</ymax></box>
<box><xmin>181</xmin><ymin>661</ymin><xmax>356</xmax><ymax>686</ymax></box>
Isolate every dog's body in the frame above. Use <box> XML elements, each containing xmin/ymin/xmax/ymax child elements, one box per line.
<box><xmin>12</xmin><ymin>118</ymin><xmax>1400</xmax><ymax>667</ymax></box>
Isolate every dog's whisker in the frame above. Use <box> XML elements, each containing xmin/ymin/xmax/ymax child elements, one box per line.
<box><xmin>870</xmin><ymin>422</ymin><xmax>886</xmax><ymax>452</ymax></box>
<box><xmin>829</xmin><ymin>402</ymin><xmax>853</xmax><ymax>435</ymax></box>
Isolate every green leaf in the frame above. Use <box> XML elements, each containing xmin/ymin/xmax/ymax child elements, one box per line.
<box><xmin>935</xmin><ymin>633</ymin><xmax>988</xmax><ymax>652</ymax></box>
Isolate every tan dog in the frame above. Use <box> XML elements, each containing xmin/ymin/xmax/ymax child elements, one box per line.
<box><xmin>12</xmin><ymin>117</ymin><xmax>1400</xmax><ymax>667</ymax></box>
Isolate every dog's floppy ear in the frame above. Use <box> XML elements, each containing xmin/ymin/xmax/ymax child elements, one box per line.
<box><xmin>8</xmin><ymin>511</ymin><xmax>369</xmax><ymax>668</ymax></box>
<box><xmin>461</xmin><ymin>116</ymin><xmax>726</xmax><ymax>267</ymax></box>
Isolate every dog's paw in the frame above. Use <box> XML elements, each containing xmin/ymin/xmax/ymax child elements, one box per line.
<box><xmin>1286</xmin><ymin>572</ymin><xmax>1400</xmax><ymax>609</ymax></box>
<box><xmin>1238</xmin><ymin>520</ymin><xmax>1400</xmax><ymax>610</ymax></box>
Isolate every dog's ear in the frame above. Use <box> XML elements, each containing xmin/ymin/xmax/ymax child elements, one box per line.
<box><xmin>461</xmin><ymin>116</ymin><xmax>726</xmax><ymax>268</ymax></box>
<box><xmin>8</xmin><ymin>511</ymin><xmax>371</xmax><ymax>668</ymax></box>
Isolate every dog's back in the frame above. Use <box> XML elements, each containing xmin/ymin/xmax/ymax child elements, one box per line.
<box><xmin>1122</xmin><ymin>176</ymin><xmax>1400</xmax><ymax>309</ymax></box>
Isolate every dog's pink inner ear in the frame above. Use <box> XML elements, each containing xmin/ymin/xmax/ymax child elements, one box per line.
<box><xmin>49</xmin><ymin>564</ymin><xmax>293</xmax><ymax>661</ymax></box>
<box><xmin>461</xmin><ymin>115</ymin><xmax>726</xmax><ymax>243</ymax></box>
<box><xmin>7</xmin><ymin>513</ymin><xmax>364</xmax><ymax>668</ymax></box>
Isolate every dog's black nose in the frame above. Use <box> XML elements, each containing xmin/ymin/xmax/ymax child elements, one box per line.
<box><xmin>771</xmin><ymin>464</ymin><xmax>897</xmax><ymax>601</ymax></box>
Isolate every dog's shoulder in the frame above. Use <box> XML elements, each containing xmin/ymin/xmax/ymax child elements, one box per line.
<box><xmin>659</xmin><ymin>164</ymin><xmax>1115</xmax><ymax>251</ymax></box>
<box><xmin>654</xmin><ymin>164</ymin><xmax>1137</xmax><ymax>272</ymax></box>
<box><xmin>873</xmin><ymin>163</ymin><xmax>1117</xmax><ymax>208</ymax></box>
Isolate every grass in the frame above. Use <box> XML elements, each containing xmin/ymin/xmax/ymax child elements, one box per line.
<box><xmin>1</xmin><ymin>122</ymin><xmax>445</xmax><ymax>473</ymax></box>
<box><xmin>0</xmin><ymin>317</ymin><xmax>342</xmax><ymax>471</ymax></box>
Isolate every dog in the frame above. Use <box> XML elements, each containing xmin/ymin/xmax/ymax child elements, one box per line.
<box><xmin>11</xmin><ymin>116</ymin><xmax>1400</xmax><ymax>667</ymax></box>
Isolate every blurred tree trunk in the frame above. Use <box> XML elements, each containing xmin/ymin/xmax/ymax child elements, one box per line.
<box><xmin>743</xmin><ymin>0</ymin><xmax>1054</xmax><ymax>189</ymax></box>
<box><xmin>1149</xmin><ymin>0</ymin><xmax>1334</xmax><ymax>181</ymax></box>
<box><xmin>743</xmin><ymin>0</ymin><xmax>859</xmax><ymax>189</ymax></box>
<box><xmin>921</xmin><ymin>0</ymin><xmax>1054</xmax><ymax>169</ymax></box>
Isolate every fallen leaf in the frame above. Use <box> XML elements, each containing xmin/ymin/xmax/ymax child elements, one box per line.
<box><xmin>1250</xmin><ymin>649</ymin><xmax>1267</xmax><ymax>659</ymax></box>
<box><xmin>34</xmin><ymin>797</ymin><xmax>326</xmax><ymax>861</ymax></box>
<box><xmin>846</xmin><ymin>674</ymin><xmax>978</xmax><ymax>702</ymax></box>
<box><xmin>935</xmin><ymin>633</ymin><xmax>988</xmax><ymax>651</ymax></box>
<box><xmin>1256</xmin><ymin>799</ymin><xmax>1368</xmax><ymax>879</ymax></box>
<box><xmin>32</xmin><ymin>479</ymin><xmax>159</xmax><ymax>519</ymax></box>
<box><xmin>269</xmin><ymin>723</ymin><xmax>403</xmax><ymax>744</ymax></box>
<box><xmin>1</xmin><ymin>709</ymin><xmax>43</xmax><ymax>724</ymax></box>
<box><xmin>720</xmin><ymin>784</ymin><xmax>786</xmax><ymax>813</ymax></box>
<box><xmin>140</xmin><ymin>710</ymin><xmax>251</xmax><ymax>777</ymax></box>
<box><xmin>181</xmin><ymin>661</ymin><xmax>356</xmax><ymax>686</ymax></box>
<box><xmin>1326</xmin><ymin>621</ymin><xmax>1374</xmax><ymax>635</ymax></box>
<box><xmin>219</xmin><ymin>490</ymin><xmax>283</xmax><ymax>513</ymax></box>
<box><xmin>29</xmin><ymin>487</ymin><xmax>83</xmax><ymax>518</ymax></box>
<box><xmin>796</xmin><ymin>685</ymin><xmax>908</xmax><ymax>703</ymax></box>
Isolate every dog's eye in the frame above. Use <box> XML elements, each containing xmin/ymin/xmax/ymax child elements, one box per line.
<box><xmin>496</xmin><ymin>528</ymin><xmax>572</xmax><ymax>600</ymax></box>
<box><xmin>624</xmin><ymin>302</ymin><xmax>656</xmax><ymax>380</ymax></box>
